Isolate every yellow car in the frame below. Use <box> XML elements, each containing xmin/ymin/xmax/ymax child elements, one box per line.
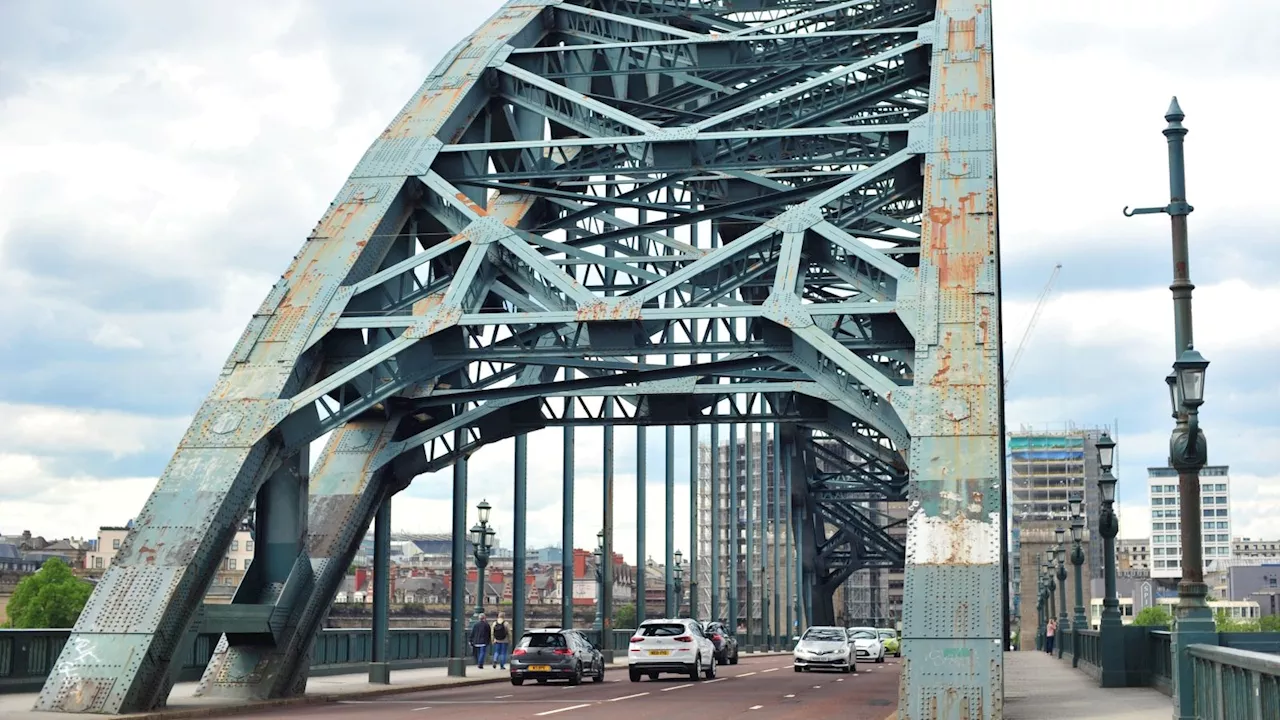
<box><xmin>877</xmin><ymin>628</ymin><xmax>900</xmax><ymax>657</ymax></box>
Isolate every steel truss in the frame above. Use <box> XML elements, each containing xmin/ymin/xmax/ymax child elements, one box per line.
<box><xmin>37</xmin><ymin>1</ymin><xmax>1003</xmax><ymax>717</ymax></box>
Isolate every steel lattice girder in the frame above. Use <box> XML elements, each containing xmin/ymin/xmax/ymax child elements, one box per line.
<box><xmin>36</xmin><ymin>0</ymin><xmax>1004</xmax><ymax>717</ymax></box>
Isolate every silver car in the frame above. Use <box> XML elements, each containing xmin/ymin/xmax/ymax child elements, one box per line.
<box><xmin>792</xmin><ymin>626</ymin><xmax>855</xmax><ymax>673</ymax></box>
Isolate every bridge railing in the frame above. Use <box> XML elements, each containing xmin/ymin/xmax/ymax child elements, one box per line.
<box><xmin>1189</xmin><ymin>643</ymin><xmax>1280</xmax><ymax>719</ymax></box>
<box><xmin>0</xmin><ymin>627</ymin><xmax>640</xmax><ymax>693</ymax></box>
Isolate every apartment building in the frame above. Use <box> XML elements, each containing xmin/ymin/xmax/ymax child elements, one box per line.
<box><xmin>1147</xmin><ymin>466</ymin><xmax>1231</xmax><ymax>579</ymax></box>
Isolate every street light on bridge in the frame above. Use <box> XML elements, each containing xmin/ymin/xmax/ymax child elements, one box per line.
<box><xmin>470</xmin><ymin>499</ymin><xmax>494</xmax><ymax>616</ymax></box>
<box><xmin>594</xmin><ymin>530</ymin><xmax>605</xmax><ymax>631</ymax></box>
<box><xmin>673</xmin><ymin>549</ymin><xmax>684</xmax><ymax>615</ymax></box>
<box><xmin>1069</xmin><ymin>491</ymin><xmax>1086</xmax><ymax>668</ymax></box>
<box><xmin>1055</xmin><ymin>527</ymin><xmax>1068</xmax><ymax>659</ymax></box>
<box><xmin>1095</xmin><ymin>431</ymin><xmax>1123</xmax><ymax>686</ymax></box>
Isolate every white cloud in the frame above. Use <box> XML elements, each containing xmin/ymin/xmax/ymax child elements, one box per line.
<box><xmin>0</xmin><ymin>402</ymin><xmax>188</xmax><ymax>459</ymax></box>
<box><xmin>0</xmin><ymin>453</ymin><xmax>157</xmax><ymax>540</ymax></box>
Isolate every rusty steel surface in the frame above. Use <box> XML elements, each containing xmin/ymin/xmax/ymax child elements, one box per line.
<box><xmin>37</xmin><ymin>0</ymin><xmax>1002</xmax><ymax>715</ymax></box>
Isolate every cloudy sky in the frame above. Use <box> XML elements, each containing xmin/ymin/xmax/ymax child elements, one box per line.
<box><xmin>2</xmin><ymin>1</ymin><xmax>1276</xmax><ymax>563</ymax></box>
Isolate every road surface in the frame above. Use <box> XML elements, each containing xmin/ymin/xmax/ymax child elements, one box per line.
<box><xmin>230</xmin><ymin>654</ymin><xmax>900</xmax><ymax>719</ymax></box>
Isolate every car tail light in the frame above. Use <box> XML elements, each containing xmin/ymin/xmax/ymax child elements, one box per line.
<box><xmin>712</xmin><ymin>634</ymin><xmax>722</xmax><ymax>642</ymax></box>
<box><xmin>675</xmin><ymin>636</ymin><xmax>693</xmax><ymax>642</ymax></box>
<box><xmin>630</xmin><ymin>637</ymin><xmax>645</xmax><ymax>643</ymax></box>
<box><xmin>513</xmin><ymin>648</ymin><xmax>526</xmax><ymax>656</ymax></box>
<box><xmin>554</xmin><ymin>648</ymin><xmax>573</xmax><ymax>655</ymax></box>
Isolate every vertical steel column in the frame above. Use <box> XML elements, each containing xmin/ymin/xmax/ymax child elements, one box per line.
<box><xmin>369</xmin><ymin>497</ymin><xmax>391</xmax><ymax>684</ymax></box>
<box><xmin>745</xmin><ymin>421</ymin><xmax>755</xmax><ymax>650</ymax></box>
<box><xmin>773</xmin><ymin>426</ymin><xmax>781</xmax><ymax>648</ymax></box>
<box><xmin>784</xmin><ymin>438</ymin><xmax>793</xmax><ymax>643</ymax></box>
<box><xmin>602</xmin><ymin>408</ymin><xmax>614</xmax><ymax>659</ymax></box>
<box><xmin>636</xmin><ymin>426</ymin><xmax>647</xmax><ymax>625</ymax></box>
<box><xmin>728</xmin><ymin>423</ymin><xmax>739</xmax><ymax>632</ymax></box>
<box><xmin>665</xmin><ymin>425</ymin><xmax>676</xmax><ymax>617</ymax></box>
<box><xmin>562</xmin><ymin>380</ymin><xmax>575</xmax><ymax>630</ymax></box>
<box><xmin>710</xmin><ymin>422</ymin><xmax>720</xmax><ymax>621</ymax></box>
<box><xmin>513</xmin><ymin>435</ymin><xmax>528</xmax><ymax>641</ymax></box>
<box><xmin>448</xmin><ymin>432</ymin><xmax>468</xmax><ymax>677</ymax></box>
<box><xmin>688</xmin><ymin>425</ymin><xmax>699</xmax><ymax>621</ymax></box>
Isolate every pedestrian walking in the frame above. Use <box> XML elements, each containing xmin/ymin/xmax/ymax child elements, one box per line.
<box><xmin>491</xmin><ymin>613</ymin><xmax>511</xmax><ymax>669</ymax></box>
<box><xmin>1045</xmin><ymin>619</ymin><xmax>1056</xmax><ymax>654</ymax></box>
<box><xmin>470</xmin><ymin>613</ymin><xmax>492</xmax><ymax>668</ymax></box>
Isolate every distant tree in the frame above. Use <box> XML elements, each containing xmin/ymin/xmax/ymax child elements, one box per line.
<box><xmin>1131</xmin><ymin>605</ymin><xmax>1173</xmax><ymax>628</ymax></box>
<box><xmin>1214</xmin><ymin>609</ymin><xmax>1260</xmax><ymax>633</ymax></box>
<box><xmin>613</xmin><ymin>603</ymin><xmax>637</xmax><ymax>629</ymax></box>
<box><xmin>1259</xmin><ymin>614</ymin><xmax>1280</xmax><ymax>633</ymax></box>
<box><xmin>5</xmin><ymin>558</ymin><xmax>94</xmax><ymax>629</ymax></box>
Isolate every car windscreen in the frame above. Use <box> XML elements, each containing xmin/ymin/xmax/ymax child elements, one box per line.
<box><xmin>519</xmin><ymin>633</ymin><xmax>567</xmax><ymax>648</ymax></box>
<box><xmin>802</xmin><ymin>629</ymin><xmax>845</xmax><ymax>642</ymax></box>
<box><xmin>640</xmin><ymin>623</ymin><xmax>687</xmax><ymax>637</ymax></box>
<box><xmin>878</xmin><ymin>631</ymin><xmax>895</xmax><ymax>639</ymax></box>
<box><xmin>850</xmin><ymin>630</ymin><xmax>876</xmax><ymax>640</ymax></box>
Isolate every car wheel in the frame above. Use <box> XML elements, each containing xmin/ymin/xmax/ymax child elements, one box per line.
<box><xmin>689</xmin><ymin>655</ymin><xmax>702</xmax><ymax>681</ymax></box>
<box><xmin>594</xmin><ymin>660</ymin><xmax>605</xmax><ymax>683</ymax></box>
<box><xmin>537</xmin><ymin>678</ymin><xmax>547</xmax><ymax>684</ymax></box>
<box><xmin>648</xmin><ymin>672</ymin><xmax>658</xmax><ymax>680</ymax></box>
<box><xmin>568</xmin><ymin>663</ymin><xmax>583</xmax><ymax>686</ymax></box>
<box><xmin>876</xmin><ymin>651</ymin><xmax>885</xmax><ymax>664</ymax></box>
<box><xmin>511</xmin><ymin>678</ymin><xmax>524</xmax><ymax>686</ymax></box>
<box><xmin>704</xmin><ymin>654</ymin><xmax>717</xmax><ymax>679</ymax></box>
<box><xmin>629</xmin><ymin>667</ymin><xmax>641</xmax><ymax>682</ymax></box>
<box><xmin>793</xmin><ymin>665</ymin><xmax>802</xmax><ymax>673</ymax></box>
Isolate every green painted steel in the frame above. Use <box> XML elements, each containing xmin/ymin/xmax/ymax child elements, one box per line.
<box><xmin>38</xmin><ymin>0</ymin><xmax>1002</xmax><ymax>712</ymax></box>
<box><xmin>513</xmin><ymin>435</ymin><xmax>528</xmax><ymax>642</ymax></box>
<box><xmin>636</xmin><ymin>425</ymin><xmax>647</xmax><ymax>624</ymax></box>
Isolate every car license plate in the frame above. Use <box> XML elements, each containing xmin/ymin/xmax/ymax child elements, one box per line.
<box><xmin>529</xmin><ymin>665</ymin><xmax>552</xmax><ymax>672</ymax></box>
<box><xmin>649</xmin><ymin>650</ymin><xmax>670</xmax><ymax>656</ymax></box>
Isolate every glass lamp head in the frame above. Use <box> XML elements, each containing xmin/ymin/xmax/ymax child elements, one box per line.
<box><xmin>597</xmin><ymin>529</ymin><xmax>605</xmax><ymax>550</ymax></box>
<box><xmin>476</xmin><ymin>499</ymin><xmax>492</xmax><ymax>525</ymax></box>
<box><xmin>1068</xmin><ymin>491</ymin><xmax>1083</xmax><ymax>519</ymax></box>
<box><xmin>1055</xmin><ymin>526</ymin><xmax>1066</xmax><ymax>545</ymax></box>
<box><xmin>1071</xmin><ymin>521</ymin><xmax>1084</xmax><ymax>542</ymax></box>
<box><xmin>674</xmin><ymin>549</ymin><xmax>683</xmax><ymax>565</ymax></box>
<box><xmin>1165</xmin><ymin>371</ymin><xmax>1180</xmax><ymax>417</ymax></box>
<box><xmin>1096</xmin><ymin>432</ymin><xmax>1116</xmax><ymax>473</ymax></box>
<box><xmin>484</xmin><ymin>526</ymin><xmax>496</xmax><ymax>549</ymax></box>
<box><xmin>1174</xmin><ymin>345</ymin><xmax>1209</xmax><ymax>408</ymax></box>
<box><xmin>469</xmin><ymin>524</ymin><xmax>482</xmax><ymax>546</ymax></box>
<box><xmin>1099</xmin><ymin>475</ymin><xmax>1117</xmax><ymax>504</ymax></box>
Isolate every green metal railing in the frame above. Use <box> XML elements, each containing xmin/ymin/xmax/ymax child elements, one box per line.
<box><xmin>1190</xmin><ymin>643</ymin><xmax>1280</xmax><ymax>719</ymax></box>
<box><xmin>1149</xmin><ymin>630</ymin><xmax>1173</xmax><ymax>690</ymax></box>
<box><xmin>1</xmin><ymin>627</ymin><xmax>640</xmax><ymax>693</ymax></box>
<box><xmin>1075</xmin><ymin>628</ymin><xmax>1100</xmax><ymax>668</ymax></box>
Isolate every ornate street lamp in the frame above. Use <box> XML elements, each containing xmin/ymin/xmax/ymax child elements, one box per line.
<box><xmin>593</xmin><ymin>530</ymin><xmax>605</xmax><ymax>630</ymax></box>
<box><xmin>1123</xmin><ymin>98</ymin><xmax>1215</xmax><ymax>711</ymax></box>
<box><xmin>1069</xmin><ymin>491</ymin><xmax>1086</xmax><ymax>668</ymax></box>
<box><xmin>471</xmin><ymin>499</ymin><xmax>495</xmax><ymax>616</ymax></box>
<box><xmin>1095</xmin><ymin>432</ymin><xmax>1124</xmax><ymax>686</ymax></box>
<box><xmin>1043</xmin><ymin>551</ymin><xmax>1056</xmax><ymax>628</ymax></box>
<box><xmin>1055</xmin><ymin>527</ymin><xmax>1068</xmax><ymax>659</ymax></box>
<box><xmin>673</xmin><ymin>551</ymin><xmax>685</xmax><ymax>616</ymax></box>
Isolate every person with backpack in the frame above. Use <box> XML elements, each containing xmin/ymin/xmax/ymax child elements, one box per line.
<box><xmin>490</xmin><ymin>613</ymin><xmax>511</xmax><ymax>669</ymax></box>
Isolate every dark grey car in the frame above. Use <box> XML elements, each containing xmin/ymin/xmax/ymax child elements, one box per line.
<box><xmin>509</xmin><ymin>628</ymin><xmax>605</xmax><ymax>686</ymax></box>
<box><xmin>703</xmin><ymin>621</ymin><xmax>740</xmax><ymax>665</ymax></box>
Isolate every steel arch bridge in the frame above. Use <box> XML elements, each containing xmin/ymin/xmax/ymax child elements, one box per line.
<box><xmin>37</xmin><ymin>0</ymin><xmax>1004</xmax><ymax>717</ymax></box>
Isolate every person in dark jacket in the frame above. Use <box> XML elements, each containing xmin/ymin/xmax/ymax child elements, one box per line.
<box><xmin>469</xmin><ymin>613</ymin><xmax>492</xmax><ymax>667</ymax></box>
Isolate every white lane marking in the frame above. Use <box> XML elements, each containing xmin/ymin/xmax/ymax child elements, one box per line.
<box><xmin>608</xmin><ymin>692</ymin><xmax>650</xmax><ymax>702</ymax></box>
<box><xmin>812</xmin><ymin>685</ymin><xmax>822</xmax><ymax>689</ymax></box>
<box><xmin>761</xmin><ymin>668</ymin><xmax>779</xmax><ymax>673</ymax></box>
<box><xmin>535</xmin><ymin>703</ymin><xmax>592</xmax><ymax>716</ymax></box>
<box><xmin>496</xmin><ymin>694</ymin><xmax>514</xmax><ymax>698</ymax></box>
<box><xmin>749</xmin><ymin>705</ymin><xmax>764</xmax><ymax>710</ymax></box>
<box><xmin>661</xmin><ymin>683</ymin><xmax>695</xmax><ymax>692</ymax></box>
<box><xmin>705</xmin><ymin>677</ymin><xmax>726</xmax><ymax>684</ymax></box>
<box><xmin>412</xmin><ymin>708</ymin><xmax>432</xmax><ymax>712</ymax></box>
<box><xmin>784</xmin><ymin>694</ymin><xmax>795</xmax><ymax>698</ymax></box>
<box><xmin>738</xmin><ymin>671</ymin><xmax>757</xmax><ymax>677</ymax></box>
<box><xmin>836</xmin><ymin>678</ymin><xmax>844</xmax><ymax>682</ymax></box>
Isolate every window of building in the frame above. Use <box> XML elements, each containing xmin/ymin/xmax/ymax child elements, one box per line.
<box><xmin>247</xmin><ymin>540</ymin><xmax>254</xmax><ymax>552</ymax></box>
<box><xmin>94</xmin><ymin>556</ymin><xmax>103</xmax><ymax>568</ymax></box>
<box><xmin>229</xmin><ymin>559</ymin><xmax>236</xmax><ymax>570</ymax></box>
<box><xmin>112</xmin><ymin>539</ymin><xmax>121</xmax><ymax>549</ymax></box>
<box><xmin>231</xmin><ymin>540</ymin><xmax>239</xmax><ymax>551</ymax></box>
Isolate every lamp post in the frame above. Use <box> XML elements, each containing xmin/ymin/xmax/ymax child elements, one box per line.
<box><xmin>1069</xmin><ymin>491</ymin><xmax>1086</xmax><ymax>668</ymax></box>
<box><xmin>1043</xmin><ymin>552</ymin><xmax>1056</xmax><ymax>634</ymax></box>
<box><xmin>1011</xmin><ymin>565</ymin><xmax>1022</xmax><ymax>650</ymax></box>
<box><xmin>1037</xmin><ymin>572</ymin><xmax>1048</xmax><ymax>651</ymax></box>
<box><xmin>593</xmin><ymin>530</ymin><xmax>605</xmax><ymax>631</ymax></box>
<box><xmin>673</xmin><ymin>550</ymin><xmax>684</xmax><ymax>615</ymax></box>
<box><xmin>1055</xmin><ymin>527</ymin><xmax>1068</xmax><ymax>659</ymax></box>
<box><xmin>1123</xmin><ymin>98</ymin><xmax>1214</xmax><ymax>717</ymax></box>
<box><xmin>1095</xmin><ymin>432</ymin><xmax>1124</xmax><ymax>686</ymax></box>
<box><xmin>470</xmin><ymin>499</ymin><xmax>494</xmax><ymax>616</ymax></box>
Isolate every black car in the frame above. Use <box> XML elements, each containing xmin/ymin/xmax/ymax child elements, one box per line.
<box><xmin>703</xmin><ymin>621</ymin><xmax>740</xmax><ymax>665</ymax></box>
<box><xmin>509</xmin><ymin>628</ymin><xmax>606</xmax><ymax>686</ymax></box>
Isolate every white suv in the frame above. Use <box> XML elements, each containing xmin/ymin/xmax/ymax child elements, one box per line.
<box><xmin>628</xmin><ymin>618</ymin><xmax>717</xmax><ymax>682</ymax></box>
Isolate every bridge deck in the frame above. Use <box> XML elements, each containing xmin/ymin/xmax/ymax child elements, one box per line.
<box><xmin>1004</xmin><ymin>651</ymin><xmax>1169</xmax><ymax>720</ymax></box>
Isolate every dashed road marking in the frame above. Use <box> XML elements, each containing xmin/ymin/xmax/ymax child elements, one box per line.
<box><xmin>784</xmin><ymin>694</ymin><xmax>796</xmax><ymax>698</ymax></box>
<box><xmin>496</xmin><ymin>694</ymin><xmax>513</xmax><ymax>698</ymax></box>
<box><xmin>749</xmin><ymin>705</ymin><xmax>763</xmax><ymax>710</ymax></box>
<box><xmin>662</xmin><ymin>683</ymin><xmax>695</xmax><ymax>692</ymax></box>
<box><xmin>812</xmin><ymin>685</ymin><xmax>822</xmax><ymax>689</ymax></box>
<box><xmin>836</xmin><ymin>678</ymin><xmax>844</xmax><ymax>682</ymax></box>
<box><xmin>411</xmin><ymin>707</ymin><xmax>431</xmax><ymax>712</ymax></box>
<box><xmin>705</xmin><ymin>678</ymin><xmax>725</xmax><ymax>683</ymax></box>
<box><xmin>738</xmin><ymin>671</ymin><xmax>758</xmax><ymax>677</ymax></box>
<box><xmin>608</xmin><ymin>692</ymin><xmax>649</xmax><ymax>702</ymax></box>
<box><xmin>762</xmin><ymin>668</ymin><xmax>779</xmax><ymax>673</ymax></box>
<box><xmin>534</xmin><ymin>703</ymin><xmax>592</xmax><ymax>716</ymax></box>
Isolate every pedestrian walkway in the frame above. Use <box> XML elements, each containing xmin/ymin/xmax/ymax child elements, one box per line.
<box><xmin>1004</xmin><ymin>651</ymin><xmax>1170</xmax><ymax>719</ymax></box>
<box><xmin>0</xmin><ymin>651</ymin><xmax>791</xmax><ymax>720</ymax></box>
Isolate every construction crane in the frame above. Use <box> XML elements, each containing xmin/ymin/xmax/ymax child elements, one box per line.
<box><xmin>1004</xmin><ymin>263</ymin><xmax>1062</xmax><ymax>390</ymax></box>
